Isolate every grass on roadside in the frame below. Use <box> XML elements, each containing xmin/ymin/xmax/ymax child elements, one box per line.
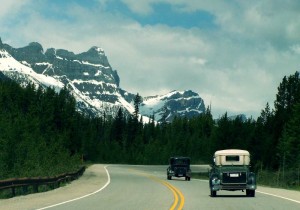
<box><xmin>192</xmin><ymin>170</ymin><xmax>300</xmax><ymax>192</ymax></box>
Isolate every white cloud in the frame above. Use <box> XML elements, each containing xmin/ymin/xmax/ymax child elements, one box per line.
<box><xmin>0</xmin><ymin>0</ymin><xmax>32</xmax><ymax>18</ymax></box>
<box><xmin>290</xmin><ymin>44</ymin><xmax>300</xmax><ymax>54</ymax></box>
<box><xmin>121</xmin><ymin>0</ymin><xmax>154</xmax><ymax>15</ymax></box>
<box><xmin>1</xmin><ymin>0</ymin><xmax>300</xmax><ymax>119</ymax></box>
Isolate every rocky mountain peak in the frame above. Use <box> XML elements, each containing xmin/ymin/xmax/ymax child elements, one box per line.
<box><xmin>139</xmin><ymin>90</ymin><xmax>205</xmax><ymax>122</ymax></box>
<box><xmin>1</xmin><ymin>41</ymin><xmax>46</xmax><ymax>63</ymax></box>
<box><xmin>0</xmin><ymin>39</ymin><xmax>206</xmax><ymax>122</ymax></box>
<box><xmin>77</xmin><ymin>46</ymin><xmax>110</xmax><ymax>67</ymax></box>
<box><xmin>89</xmin><ymin>46</ymin><xmax>105</xmax><ymax>54</ymax></box>
<box><xmin>28</xmin><ymin>42</ymin><xmax>44</xmax><ymax>53</ymax></box>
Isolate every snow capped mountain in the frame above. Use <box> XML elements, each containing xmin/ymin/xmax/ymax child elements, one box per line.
<box><xmin>0</xmin><ymin>38</ymin><xmax>205</xmax><ymax>121</ymax></box>
<box><xmin>0</xmin><ymin>39</ymin><xmax>129</xmax><ymax>118</ymax></box>
<box><xmin>0</xmin><ymin>49</ymin><xmax>64</xmax><ymax>91</ymax></box>
<box><xmin>140</xmin><ymin>90</ymin><xmax>205</xmax><ymax>122</ymax></box>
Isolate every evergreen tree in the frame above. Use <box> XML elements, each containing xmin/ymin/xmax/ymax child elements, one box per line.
<box><xmin>112</xmin><ymin>108</ymin><xmax>125</xmax><ymax>147</ymax></box>
<box><xmin>278</xmin><ymin>102</ymin><xmax>300</xmax><ymax>169</ymax></box>
<box><xmin>133</xmin><ymin>93</ymin><xmax>142</xmax><ymax>119</ymax></box>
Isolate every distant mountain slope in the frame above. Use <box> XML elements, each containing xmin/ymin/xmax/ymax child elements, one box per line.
<box><xmin>140</xmin><ymin>90</ymin><xmax>205</xmax><ymax>122</ymax></box>
<box><xmin>0</xmin><ymin>38</ymin><xmax>205</xmax><ymax>121</ymax></box>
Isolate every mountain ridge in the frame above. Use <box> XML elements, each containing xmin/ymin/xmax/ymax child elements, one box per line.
<box><xmin>0</xmin><ymin>39</ymin><xmax>205</xmax><ymax>122</ymax></box>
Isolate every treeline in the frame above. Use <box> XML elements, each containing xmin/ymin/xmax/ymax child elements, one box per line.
<box><xmin>0</xmin><ymin>81</ymin><xmax>81</xmax><ymax>179</ymax></box>
<box><xmin>94</xmin><ymin>71</ymin><xmax>300</xmax><ymax>173</ymax></box>
<box><xmin>0</xmin><ymin>72</ymin><xmax>299</xmax><ymax>181</ymax></box>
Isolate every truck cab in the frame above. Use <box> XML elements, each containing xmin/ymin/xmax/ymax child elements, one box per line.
<box><xmin>167</xmin><ymin>157</ymin><xmax>191</xmax><ymax>181</ymax></box>
<box><xmin>209</xmin><ymin>149</ymin><xmax>256</xmax><ymax>197</ymax></box>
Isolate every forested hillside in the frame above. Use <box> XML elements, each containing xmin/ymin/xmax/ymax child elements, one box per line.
<box><xmin>0</xmin><ymin>79</ymin><xmax>82</xmax><ymax>179</ymax></box>
<box><xmin>0</xmin><ymin>72</ymin><xmax>299</xmax><ymax>186</ymax></box>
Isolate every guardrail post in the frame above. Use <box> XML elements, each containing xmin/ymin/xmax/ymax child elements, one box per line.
<box><xmin>11</xmin><ymin>187</ymin><xmax>16</xmax><ymax>197</ymax></box>
<box><xmin>22</xmin><ymin>185</ymin><xmax>28</xmax><ymax>195</ymax></box>
<box><xmin>33</xmin><ymin>184</ymin><xmax>38</xmax><ymax>193</ymax></box>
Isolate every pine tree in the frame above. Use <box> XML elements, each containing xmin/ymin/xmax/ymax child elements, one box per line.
<box><xmin>133</xmin><ymin>93</ymin><xmax>142</xmax><ymax>119</ymax></box>
<box><xmin>278</xmin><ymin>102</ymin><xmax>300</xmax><ymax>169</ymax></box>
<box><xmin>112</xmin><ymin>108</ymin><xmax>125</xmax><ymax>147</ymax></box>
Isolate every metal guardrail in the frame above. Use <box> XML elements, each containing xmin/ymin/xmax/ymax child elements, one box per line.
<box><xmin>0</xmin><ymin>166</ymin><xmax>85</xmax><ymax>198</ymax></box>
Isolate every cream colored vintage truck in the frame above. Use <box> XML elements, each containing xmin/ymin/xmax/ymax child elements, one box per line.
<box><xmin>209</xmin><ymin>149</ymin><xmax>256</xmax><ymax>197</ymax></box>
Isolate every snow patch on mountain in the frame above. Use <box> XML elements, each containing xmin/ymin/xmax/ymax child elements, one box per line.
<box><xmin>0</xmin><ymin>49</ymin><xmax>64</xmax><ymax>91</ymax></box>
<box><xmin>140</xmin><ymin>90</ymin><xmax>205</xmax><ymax>122</ymax></box>
<box><xmin>0</xmin><ymin>40</ymin><xmax>206</xmax><ymax>122</ymax></box>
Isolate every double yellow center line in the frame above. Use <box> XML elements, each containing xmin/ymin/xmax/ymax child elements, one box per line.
<box><xmin>151</xmin><ymin>177</ymin><xmax>185</xmax><ymax>210</ymax></box>
<box><xmin>130</xmin><ymin>169</ymin><xmax>185</xmax><ymax>210</ymax></box>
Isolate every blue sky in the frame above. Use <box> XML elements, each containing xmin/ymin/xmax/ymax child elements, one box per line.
<box><xmin>1</xmin><ymin>0</ymin><xmax>300</xmax><ymax>118</ymax></box>
<box><xmin>103</xmin><ymin>1</ymin><xmax>216</xmax><ymax>29</ymax></box>
<box><xmin>13</xmin><ymin>0</ymin><xmax>217</xmax><ymax>29</ymax></box>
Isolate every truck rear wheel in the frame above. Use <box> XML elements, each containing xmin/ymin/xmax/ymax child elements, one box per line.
<box><xmin>210</xmin><ymin>190</ymin><xmax>217</xmax><ymax>197</ymax></box>
<box><xmin>246</xmin><ymin>189</ymin><xmax>255</xmax><ymax>197</ymax></box>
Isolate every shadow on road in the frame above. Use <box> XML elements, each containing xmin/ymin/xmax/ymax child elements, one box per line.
<box><xmin>209</xmin><ymin>195</ymin><xmax>249</xmax><ymax>198</ymax></box>
<box><xmin>167</xmin><ymin>178</ymin><xmax>190</xmax><ymax>182</ymax></box>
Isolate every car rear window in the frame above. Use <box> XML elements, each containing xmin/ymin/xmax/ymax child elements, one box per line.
<box><xmin>226</xmin><ymin>155</ymin><xmax>240</xmax><ymax>161</ymax></box>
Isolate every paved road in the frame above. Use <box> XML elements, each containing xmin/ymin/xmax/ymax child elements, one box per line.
<box><xmin>1</xmin><ymin>164</ymin><xmax>300</xmax><ymax>210</ymax></box>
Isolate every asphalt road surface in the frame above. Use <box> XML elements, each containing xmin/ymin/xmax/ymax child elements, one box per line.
<box><xmin>1</xmin><ymin>164</ymin><xmax>300</xmax><ymax>210</ymax></box>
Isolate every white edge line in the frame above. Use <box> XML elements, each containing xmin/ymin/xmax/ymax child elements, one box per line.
<box><xmin>194</xmin><ymin>179</ymin><xmax>300</xmax><ymax>204</ymax></box>
<box><xmin>256</xmin><ymin>190</ymin><xmax>300</xmax><ymax>204</ymax></box>
<box><xmin>36</xmin><ymin>165</ymin><xmax>111</xmax><ymax>210</ymax></box>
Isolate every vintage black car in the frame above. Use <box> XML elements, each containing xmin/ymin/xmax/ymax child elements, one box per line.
<box><xmin>167</xmin><ymin>157</ymin><xmax>191</xmax><ymax>181</ymax></box>
<box><xmin>209</xmin><ymin>149</ymin><xmax>256</xmax><ymax>197</ymax></box>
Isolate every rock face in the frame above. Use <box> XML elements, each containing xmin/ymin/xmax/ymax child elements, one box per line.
<box><xmin>140</xmin><ymin>90</ymin><xmax>206</xmax><ymax>122</ymax></box>
<box><xmin>0</xmin><ymin>39</ymin><xmax>205</xmax><ymax>121</ymax></box>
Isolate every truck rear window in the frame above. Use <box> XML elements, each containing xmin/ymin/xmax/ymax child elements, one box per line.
<box><xmin>226</xmin><ymin>155</ymin><xmax>240</xmax><ymax>161</ymax></box>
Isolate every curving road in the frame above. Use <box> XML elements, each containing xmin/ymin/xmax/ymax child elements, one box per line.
<box><xmin>1</xmin><ymin>164</ymin><xmax>300</xmax><ymax>210</ymax></box>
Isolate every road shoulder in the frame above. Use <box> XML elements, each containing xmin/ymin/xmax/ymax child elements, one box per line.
<box><xmin>0</xmin><ymin>164</ymin><xmax>108</xmax><ymax>210</ymax></box>
<box><xmin>257</xmin><ymin>186</ymin><xmax>300</xmax><ymax>203</ymax></box>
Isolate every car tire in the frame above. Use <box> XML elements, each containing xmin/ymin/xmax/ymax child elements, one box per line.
<box><xmin>246</xmin><ymin>190</ymin><xmax>255</xmax><ymax>197</ymax></box>
<box><xmin>210</xmin><ymin>190</ymin><xmax>216</xmax><ymax>197</ymax></box>
<box><xmin>246</xmin><ymin>189</ymin><xmax>250</xmax><ymax>196</ymax></box>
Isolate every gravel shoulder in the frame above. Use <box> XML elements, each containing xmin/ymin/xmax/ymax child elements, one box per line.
<box><xmin>0</xmin><ymin>164</ymin><xmax>108</xmax><ymax>210</ymax></box>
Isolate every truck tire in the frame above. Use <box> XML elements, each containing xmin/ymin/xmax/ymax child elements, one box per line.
<box><xmin>246</xmin><ymin>189</ymin><xmax>255</xmax><ymax>197</ymax></box>
<box><xmin>210</xmin><ymin>190</ymin><xmax>217</xmax><ymax>197</ymax></box>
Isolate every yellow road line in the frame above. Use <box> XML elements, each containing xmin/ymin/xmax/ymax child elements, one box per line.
<box><xmin>164</xmin><ymin>181</ymin><xmax>185</xmax><ymax>210</ymax></box>
<box><xmin>146</xmin><ymin>174</ymin><xmax>185</xmax><ymax>210</ymax></box>
<box><xmin>161</xmin><ymin>181</ymin><xmax>179</xmax><ymax>210</ymax></box>
<box><xmin>128</xmin><ymin>168</ymin><xmax>185</xmax><ymax>210</ymax></box>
